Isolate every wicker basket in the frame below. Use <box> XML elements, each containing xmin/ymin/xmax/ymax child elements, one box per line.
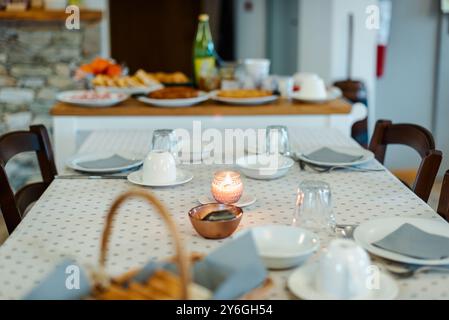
<box><xmin>89</xmin><ymin>189</ymin><xmax>272</xmax><ymax>300</ymax></box>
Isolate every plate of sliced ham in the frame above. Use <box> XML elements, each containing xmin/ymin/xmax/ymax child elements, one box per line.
<box><xmin>57</xmin><ymin>90</ymin><xmax>129</xmax><ymax>107</ymax></box>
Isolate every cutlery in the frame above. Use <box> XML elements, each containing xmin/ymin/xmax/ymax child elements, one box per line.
<box><xmin>381</xmin><ymin>263</ymin><xmax>449</xmax><ymax>278</ymax></box>
<box><xmin>298</xmin><ymin>159</ymin><xmax>306</xmax><ymax>171</ymax></box>
<box><xmin>300</xmin><ymin>161</ymin><xmax>384</xmax><ymax>173</ymax></box>
<box><xmin>55</xmin><ymin>175</ymin><xmax>128</xmax><ymax>180</ymax></box>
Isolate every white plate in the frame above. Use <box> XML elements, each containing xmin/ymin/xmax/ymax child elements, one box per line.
<box><xmin>242</xmin><ymin>225</ymin><xmax>320</xmax><ymax>269</ymax></box>
<box><xmin>95</xmin><ymin>83</ymin><xmax>163</xmax><ymax>95</ymax></box>
<box><xmin>354</xmin><ymin>217</ymin><xmax>449</xmax><ymax>266</ymax></box>
<box><xmin>292</xmin><ymin>86</ymin><xmax>342</xmax><ymax>104</ymax></box>
<box><xmin>66</xmin><ymin>152</ymin><xmax>143</xmax><ymax>173</ymax></box>
<box><xmin>236</xmin><ymin>155</ymin><xmax>294</xmax><ymax>180</ymax></box>
<box><xmin>288</xmin><ymin>263</ymin><xmax>398</xmax><ymax>300</ymax></box>
<box><xmin>57</xmin><ymin>90</ymin><xmax>129</xmax><ymax>107</ymax></box>
<box><xmin>138</xmin><ymin>91</ymin><xmax>210</xmax><ymax>108</ymax></box>
<box><xmin>198</xmin><ymin>194</ymin><xmax>256</xmax><ymax>208</ymax></box>
<box><xmin>127</xmin><ymin>169</ymin><xmax>193</xmax><ymax>187</ymax></box>
<box><xmin>295</xmin><ymin>146</ymin><xmax>374</xmax><ymax>167</ymax></box>
<box><xmin>211</xmin><ymin>91</ymin><xmax>279</xmax><ymax>105</ymax></box>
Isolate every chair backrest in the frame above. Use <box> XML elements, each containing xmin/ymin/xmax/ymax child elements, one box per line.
<box><xmin>0</xmin><ymin>125</ymin><xmax>57</xmax><ymax>234</ymax></box>
<box><xmin>437</xmin><ymin>170</ymin><xmax>449</xmax><ymax>222</ymax></box>
<box><xmin>369</xmin><ymin>119</ymin><xmax>442</xmax><ymax>202</ymax></box>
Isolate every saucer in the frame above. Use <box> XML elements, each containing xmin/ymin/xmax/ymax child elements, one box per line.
<box><xmin>236</xmin><ymin>155</ymin><xmax>294</xmax><ymax>180</ymax></box>
<box><xmin>198</xmin><ymin>194</ymin><xmax>256</xmax><ymax>208</ymax></box>
<box><xmin>288</xmin><ymin>263</ymin><xmax>398</xmax><ymax>300</ymax></box>
<box><xmin>292</xmin><ymin>86</ymin><xmax>342</xmax><ymax>104</ymax></box>
<box><xmin>127</xmin><ymin>169</ymin><xmax>193</xmax><ymax>187</ymax></box>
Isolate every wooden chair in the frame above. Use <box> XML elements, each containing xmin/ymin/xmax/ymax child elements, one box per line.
<box><xmin>437</xmin><ymin>170</ymin><xmax>449</xmax><ymax>222</ymax></box>
<box><xmin>0</xmin><ymin>125</ymin><xmax>57</xmax><ymax>235</ymax></box>
<box><xmin>369</xmin><ymin>119</ymin><xmax>442</xmax><ymax>202</ymax></box>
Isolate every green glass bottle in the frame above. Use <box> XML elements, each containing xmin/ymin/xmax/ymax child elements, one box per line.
<box><xmin>193</xmin><ymin>14</ymin><xmax>217</xmax><ymax>88</ymax></box>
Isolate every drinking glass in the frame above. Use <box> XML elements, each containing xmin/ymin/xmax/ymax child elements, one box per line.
<box><xmin>292</xmin><ymin>180</ymin><xmax>336</xmax><ymax>232</ymax></box>
<box><xmin>151</xmin><ymin>129</ymin><xmax>179</xmax><ymax>162</ymax></box>
<box><xmin>244</xmin><ymin>59</ymin><xmax>270</xmax><ymax>88</ymax></box>
<box><xmin>266</xmin><ymin>125</ymin><xmax>291</xmax><ymax>156</ymax></box>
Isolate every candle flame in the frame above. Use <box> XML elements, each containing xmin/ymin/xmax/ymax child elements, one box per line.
<box><xmin>223</xmin><ymin>172</ymin><xmax>233</xmax><ymax>187</ymax></box>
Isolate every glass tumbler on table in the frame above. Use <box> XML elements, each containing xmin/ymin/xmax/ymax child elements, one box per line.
<box><xmin>266</xmin><ymin>125</ymin><xmax>291</xmax><ymax>156</ymax></box>
<box><xmin>151</xmin><ymin>129</ymin><xmax>179</xmax><ymax>163</ymax></box>
<box><xmin>292</xmin><ymin>180</ymin><xmax>336</xmax><ymax>233</ymax></box>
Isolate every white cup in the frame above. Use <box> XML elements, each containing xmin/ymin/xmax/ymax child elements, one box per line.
<box><xmin>316</xmin><ymin>239</ymin><xmax>371</xmax><ymax>299</ymax></box>
<box><xmin>244</xmin><ymin>59</ymin><xmax>271</xmax><ymax>88</ymax></box>
<box><xmin>142</xmin><ymin>150</ymin><xmax>176</xmax><ymax>184</ymax></box>
<box><xmin>298</xmin><ymin>76</ymin><xmax>327</xmax><ymax>100</ymax></box>
<box><xmin>293</xmin><ymin>72</ymin><xmax>319</xmax><ymax>87</ymax></box>
<box><xmin>277</xmin><ymin>76</ymin><xmax>294</xmax><ymax>98</ymax></box>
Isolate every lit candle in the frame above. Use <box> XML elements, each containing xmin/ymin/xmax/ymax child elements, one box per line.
<box><xmin>211</xmin><ymin>171</ymin><xmax>243</xmax><ymax>204</ymax></box>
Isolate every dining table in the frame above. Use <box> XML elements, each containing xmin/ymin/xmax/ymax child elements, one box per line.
<box><xmin>0</xmin><ymin>127</ymin><xmax>447</xmax><ymax>300</ymax></box>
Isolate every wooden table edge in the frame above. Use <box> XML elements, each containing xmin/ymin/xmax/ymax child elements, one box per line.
<box><xmin>50</xmin><ymin>98</ymin><xmax>352</xmax><ymax>117</ymax></box>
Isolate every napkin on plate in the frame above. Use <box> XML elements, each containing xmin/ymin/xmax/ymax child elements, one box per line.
<box><xmin>303</xmin><ymin>147</ymin><xmax>364</xmax><ymax>163</ymax></box>
<box><xmin>77</xmin><ymin>154</ymin><xmax>141</xmax><ymax>170</ymax></box>
<box><xmin>372</xmin><ymin>223</ymin><xmax>449</xmax><ymax>260</ymax></box>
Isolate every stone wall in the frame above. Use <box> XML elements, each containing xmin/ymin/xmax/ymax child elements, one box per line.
<box><xmin>0</xmin><ymin>21</ymin><xmax>101</xmax><ymax>188</ymax></box>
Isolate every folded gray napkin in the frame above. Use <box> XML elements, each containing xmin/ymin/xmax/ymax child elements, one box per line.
<box><xmin>130</xmin><ymin>231</ymin><xmax>267</xmax><ymax>299</ymax></box>
<box><xmin>24</xmin><ymin>232</ymin><xmax>267</xmax><ymax>300</ymax></box>
<box><xmin>78</xmin><ymin>154</ymin><xmax>141</xmax><ymax>170</ymax></box>
<box><xmin>25</xmin><ymin>260</ymin><xmax>91</xmax><ymax>300</ymax></box>
<box><xmin>372</xmin><ymin>223</ymin><xmax>449</xmax><ymax>260</ymax></box>
<box><xmin>303</xmin><ymin>147</ymin><xmax>364</xmax><ymax>163</ymax></box>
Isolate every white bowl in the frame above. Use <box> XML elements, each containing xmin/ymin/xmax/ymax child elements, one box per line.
<box><xmin>244</xmin><ymin>225</ymin><xmax>320</xmax><ymax>269</ymax></box>
<box><xmin>236</xmin><ymin>154</ymin><xmax>294</xmax><ymax>180</ymax></box>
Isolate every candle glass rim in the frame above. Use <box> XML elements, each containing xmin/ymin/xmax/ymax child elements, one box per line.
<box><xmin>213</xmin><ymin>170</ymin><xmax>241</xmax><ymax>181</ymax></box>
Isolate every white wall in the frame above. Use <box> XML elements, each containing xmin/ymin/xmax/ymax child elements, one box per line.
<box><xmin>434</xmin><ymin>12</ymin><xmax>449</xmax><ymax>175</ymax></box>
<box><xmin>266</xmin><ymin>0</ymin><xmax>299</xmax><ymax>74</ymax></box>
<box><xmin>298</xmin><ymin>0</ymin><xmax>378</xmax><ymax>132</ymax></box>
<box><xmin>297</xmin><ymin>0</ymin><xmax>333</xmax><ymax>81</ymax></box>
<box><xmin>84</xmin><ymin>0</ymin><xmax>110</xmax><ymax>57</ymax></box>
<box><xmin>375</xmin><ymin>0</ymin><xmax>440</xmax><ymax>169</ymax></box>
<box><xmin>234</xmin><ymin>0</ymin><xmax>267</xmax><ymax>59</ymax></box>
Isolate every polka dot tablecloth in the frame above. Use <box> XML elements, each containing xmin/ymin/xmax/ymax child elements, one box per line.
<box><xmin>0</xmin><ymin>128</ymin><xmax>448</xmax><ymax>300</ymax></box>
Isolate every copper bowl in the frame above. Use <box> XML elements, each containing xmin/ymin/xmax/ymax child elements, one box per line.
<box><xmin>188</xmin><ymin>203</ymin><xmax>243</xmax><ymax>239</ymax></box>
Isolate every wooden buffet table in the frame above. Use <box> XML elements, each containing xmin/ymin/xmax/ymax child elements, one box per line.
<box><xmin>51</xmin><ymin>97</ymin><xmax>351</xmax><ymax>116</ymax></box>
<box><xmin>51</xmin><ymin>98</ymin><xmax>366</xmax><ymax>170</ymax></box>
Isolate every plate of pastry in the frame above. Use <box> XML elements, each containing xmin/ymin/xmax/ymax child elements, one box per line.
<box><xmin>211</xmin><ymin>89</ymin><xmax>279</xmax><ymax>105</ymax></box>
<box><xmin>146</xmin><ymin>71</ymin><xmax>192</xmax><ymax>86</ymax></box>
<box><xmin>93</xmin><ymin>69</ymin><xmax>164</xmax><ymax>95</ymax></box>
<box><xmin>138</xmin><ymin>87</ymin><xmax>210</xmax><ymax>107</ymax></box>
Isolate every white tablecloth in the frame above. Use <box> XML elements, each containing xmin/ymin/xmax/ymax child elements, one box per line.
<box><xmin>0</xmin><ymin>128</ymin><xmax>448</xmax><ymax>300</ymax></box>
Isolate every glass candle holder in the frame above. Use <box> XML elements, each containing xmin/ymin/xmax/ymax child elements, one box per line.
<box><xmin>211</xmin><ymin>171</ymin><xmax>243</xmax><ymax>204</ymax></box>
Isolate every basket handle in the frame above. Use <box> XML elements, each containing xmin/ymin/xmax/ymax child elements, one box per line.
<box><xmin>98</xmin><ymin>189</ymin><xmax>190</xmax><ymax>299</ymax></box>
